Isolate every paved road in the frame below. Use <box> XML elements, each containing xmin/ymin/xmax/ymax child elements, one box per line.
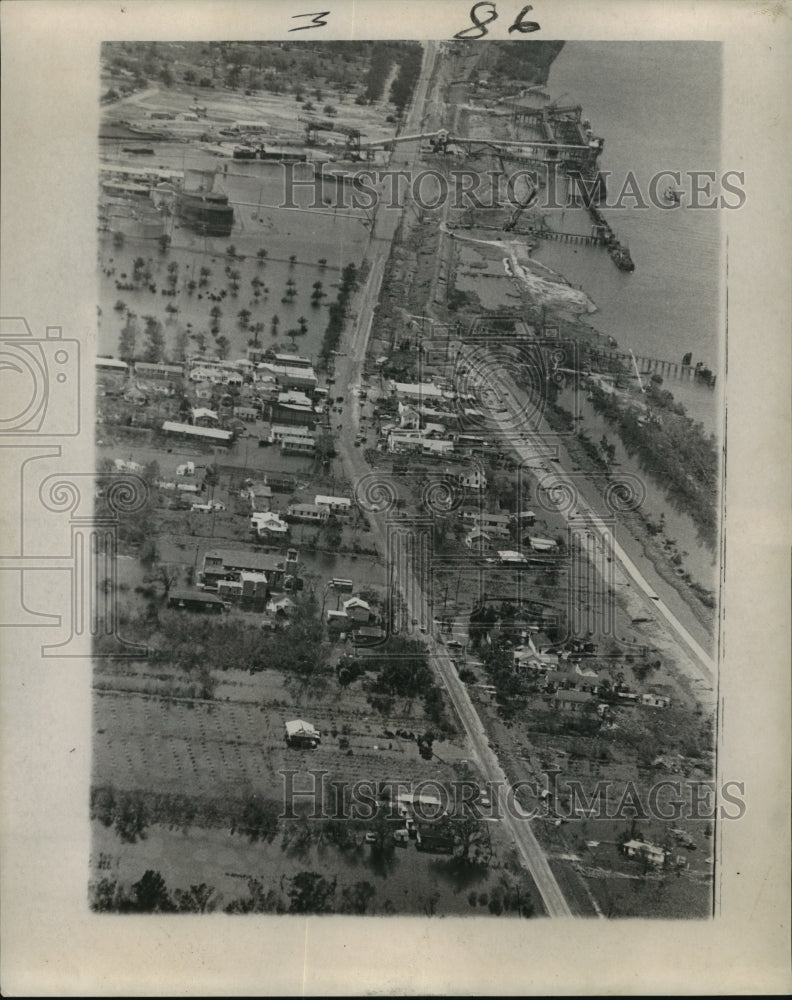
<box><xmin>331</xmin><ymin>42</ymin><xmax>575</xmax><ymax>919</ymax></box>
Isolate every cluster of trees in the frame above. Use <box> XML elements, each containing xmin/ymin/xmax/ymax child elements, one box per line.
<box><xmin>491</xmin><ymin>40</ymin><xmax>566</xmax><ymax>84</ymax></box>
<box><xmin>361</xmin><ymin>42</ymin><xmax>398</xmax><ymax>103</ymax></box>
<box><xmin>138</xmin><ymin>595</ymin><xmax>330</xmax><ymax>691</ymax></box>
<box><xmin>318</xmin><ymin>262</ymin><xmax>358</xmax><ymax>366</ymax></box>
<box><xmin>364</xmin><ymin>637</ymin><xmax>451</xmax><ymax>730</ymax></box>
<box><xmin>588</xmin><ymin>383</ymin><xmax>718</xmax><ymax>548</ymax></box>
<box><xmin>389</xmin><ymin>43</ymin><xmax>423</xmax><ymax>114</ymax></box>
<box><xmin>480</xmin><ymin>634</ymin><xmax>532</xmax><ymax>721</ymax></box>
<box><xmin>466</xmin><ymin>873</ymin><xmax>535</xmax><ymax>917</ymax></box>
<box><xmin>90</xmin><ymin>869</ymin><xmax>380</xmax><ymax>915</ymax></box>
<box><xmin>92</xmin><ymin>787</ymin><xmax>150</xmax><ymax>844</ymax></box>
<box><xmin>468</xmin><ymin>603</ymin><xmax>500</xmax><ymax>648</ymax></box>
<box><xmin>91</xmin><ymin>785</ymin><xmax>284</xmax><ymax>843</ymax></box>
<box><xmin>102</xmin><ymin>40</ymin><xmax>379</xmax><ymax>100</ymax></box>
<box><xmin>142</xmin><ymin>315</ymin><xmax>165</xmax><ymax>363</ymax></box>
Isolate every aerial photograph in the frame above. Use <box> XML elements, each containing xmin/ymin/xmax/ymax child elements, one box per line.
<box><xmin>91</xmin><ymin>38</ymin><xmax>723</xmax><ymax>918</ymax></box>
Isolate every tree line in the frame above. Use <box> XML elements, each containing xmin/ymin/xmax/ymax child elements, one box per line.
<box><xmin>90</xmin><ymin>868</ymin><xmax>377</xmax><ymax>915</ymax></box>
<box><xmin>318</xmin><ymin>263</ymin><xmax>358</xmax><ymax>367</ymax></box>
<box><xmin>588</xmin><ymin>383</ymin><xmax>718</xmax><ymax>548</ymax></box>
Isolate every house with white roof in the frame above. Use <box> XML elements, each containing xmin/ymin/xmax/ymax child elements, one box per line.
<box><xmin>315</xmin><ymin>495</ymin><xmax>353</xmax><ymax>515</ymax></box>
<box><xmin>287</xmin><ymin>503</ymin><xmax>328</xmax><ymax>523</ymax></box>
<box><xmin>498</xmin><ymin>550</ymin><xmax>529</xmax><ymax>565</ymax></box>
<box><xmin>269</xmin><ymin>424</ymin><xmax>314</xmax><ymax>445</ymax></box>
<box><xmin>342</xmin><ymin>597</ymin><xmax>372</xmax><ymax>623</ymax></box>
<box><xmin>389</xmin><ymin>381</ymin><xmax>446</xmax><ymax>403</ymax></box>
<box><xmin>191</xmin><ymin>406</ymin><xmax>219</xmax><ymax>426</ymax></box>
<box><xmin>284</xmin><ymin>719</ymin><xmax>321</xmax><ymax>748</ymax></box>
<box><xmin>527</xmin><ymin>536</ymin><xmax>558</xmax><ymax>552</ymax></box>
<box><xmin>251</xmin><ymin>511</ymin><xmax>288</xmax><ymax>536</ymax></box>
<box><xmin>268</xmin><ymin>595</ymin><xmax>297</xmax><ymax>616</ymax></box>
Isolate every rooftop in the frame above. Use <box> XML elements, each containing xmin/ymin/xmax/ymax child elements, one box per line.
<box><xmin>162</xmin><ymin>421</ymin><xmax>233</xmax><ymax>442</ymax></box>
<box><xmin>285</xmin><ymin>719</ymin><xmax>320</xmax><ymax>738</ymax></box>
<box><xmin>555</xmin><ymin>689</ymin><xmax>593</xmax><ymax>703</ymax></box>
<box><xmin>169</xmin><ymin>589</ymin><xmax>225</xmax><ymax>605</ymax></box>
<box><xmin>205</xmin><ymin>549</ymin><xmax>284</xmax><ymax>573</ymax></box>
<box><xmin>315</xmin><ymin>495</ymin><xmax>352</xmax><ymax>507</ymax></box>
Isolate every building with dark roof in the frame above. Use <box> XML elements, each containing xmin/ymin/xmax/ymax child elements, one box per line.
<box><xmin>168</xmin><ymin>590</ymin><xmax>227</xmax><ymax>613</ymax></box>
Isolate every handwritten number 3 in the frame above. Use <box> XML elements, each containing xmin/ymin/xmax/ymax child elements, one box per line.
<box><xmin>454</xmin><ymin>2</ymin><xmax>540</xmax><ymax>39</ymax></box>
<box><xmin>289</xmin><ymin>11</ymin><xmax>330</xmax><ymax>31</ymax></box>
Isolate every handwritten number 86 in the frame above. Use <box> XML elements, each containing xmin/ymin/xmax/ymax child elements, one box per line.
<box><xmin>454</xmin><ymin>2</ymin><xmax>540</xmax><ymax>39</ymax></box>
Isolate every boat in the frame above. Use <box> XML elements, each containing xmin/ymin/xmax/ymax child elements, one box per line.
<box><xmin>609</xmin><ymin>244</ymin><xmax>635</xmax><ymax>272</ymax></box>
<box><xmin>174</xmin><ymin>169</ymin><xmax>234</xmax><ymax>237</ymax></box>
<box><xmin>122</xmin><ymin>146</ymin><xmax>154</xmax><ymax>155</ymax></box>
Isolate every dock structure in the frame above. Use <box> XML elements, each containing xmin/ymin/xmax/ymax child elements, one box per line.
<box><xmin>590</xmin><ymin>350</ymin><xmax>717</xmax><ymax>388</ymax></box>
<box><xmin>509</xmin><ymin>104</ymin><xmax>604</xmax><ymax>174</ymax></box>
<box><xmin>526</xmin><ymin>226</ymin><xmax>606</xmax><ymax>247</ymax></box>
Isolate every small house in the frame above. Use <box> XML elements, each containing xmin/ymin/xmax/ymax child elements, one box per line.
<box><xmin>326</xmin><ymin>609</ymin><xmax>349</xmax><ymax>625</ymax></box>
<box><xmin>459</xmin><ymin>469</ymin><xmax>487</xmax><ymax>491</ymax></box>
<box><xmin>233</xmin><ymin>404</ymin><xmax>259</xmax><ymax>422</ymax></box>
<box><xmin>641</xmin><ymin>686</ymin><xmax>672</xmax><ymax>709</ymax></box>
<box><xmin>252</xmin><ymin>512</ymin><xmax>288</xmax><ymax>536</ymax></box>
<box><xmin>554</xmin><ymin>689</ymin><xmax>594</xmax><ymax>713</ymax></box>
<box><xmin>343</xmin><ymin>597</ymin><xmax>372</xmax><ymax>623</ymax></box>
<box><xmin>621</xmin><ymin>839</ymin><xmax>667</xmax><ymax>866</ymax></box>
<box><xmin>315</xmin><ymin>495</ymin><xmax>353</xmax><ymax>516</ymax></box>
<box><xmin>287</xmin><ymin>503</ymin><xmax>328</xmax><ymax>524</ymax></box>
<box><xmin>168</xmin><ymin>590</ymin><xmax>226</xmax><ymax>614</ymax></box>
<box><xmin>527</xmin><ymin>536</ymin><xmax>558</xmax><ymax>553</ymax></box>
<box><xmin>284</xmin><ymin>719</ymin><xmax>321</xmax><ymax>749</ymax></box>
<box><xmin>268</xmin><ymin>595</ymin><xmax>296</xmax><ymax>617</ymax></box>
<box><xmin>465</xmin><ymin>528</ymin><xmax>493</xmax><ymax>553</ymax></box>
<box><xmin>191</xmin><ymin>406</ymin><xmax>219</xmax><ymax>427</ymax></box>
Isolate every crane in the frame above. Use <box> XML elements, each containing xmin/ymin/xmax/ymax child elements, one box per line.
<box><xmin>503</xmin><ymin>182</ymin><xmax>539</xmax><ymax>232</ymax></box>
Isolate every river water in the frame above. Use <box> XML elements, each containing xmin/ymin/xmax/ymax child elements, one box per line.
<box><xmin>527</xmin><ymin>43</ymin><xmax>723</xmax><ymax>593</ymax></box>
<box><xmin>533</xmin><ymin>41</ymin><xmax>724</xmax><ymax>437</ymax></box>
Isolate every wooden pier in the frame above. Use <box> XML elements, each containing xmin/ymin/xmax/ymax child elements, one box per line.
<box><xmin>590</xmin><ymin>350</ymin><xmax>717</xmax><ymax>388</ymax></box>
<box><xmin>528</xmin><ymin>226</ymin><xmax>605</xmax><ymax>247</ymax></box>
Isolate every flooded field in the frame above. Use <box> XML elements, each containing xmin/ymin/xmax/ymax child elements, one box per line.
<box><xmin>99</xmin><ymin>236</ymin><xmax>353</xmax><ymax>362</ymax></box>
<box><xmin>91</xmin><ymin>819</ymin><xmax>520</xmax><ymax>917</ymax></box>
